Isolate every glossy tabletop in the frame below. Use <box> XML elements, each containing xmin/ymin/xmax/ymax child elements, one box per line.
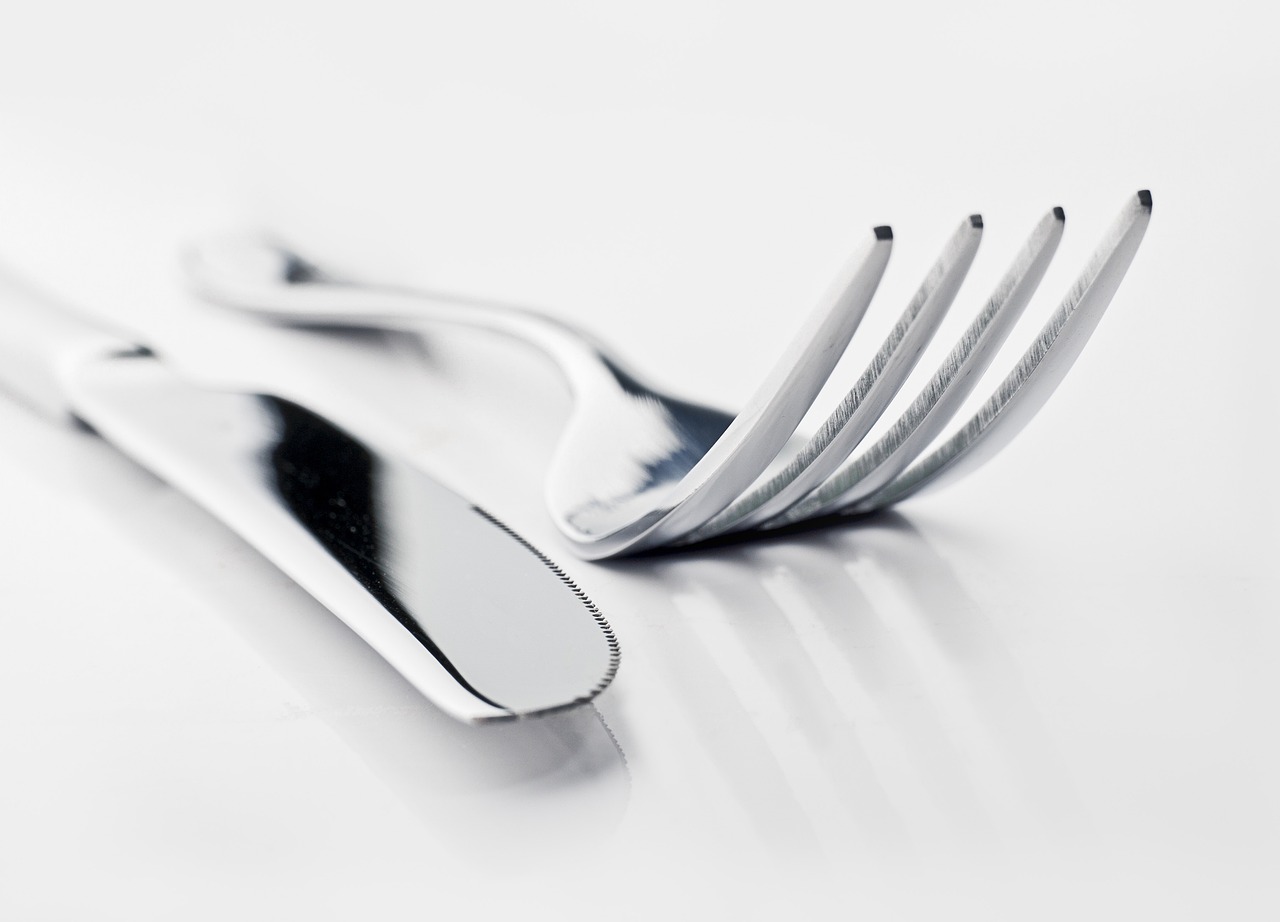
<box><xmin>1</xmin><ymin>3</ymin><xmax>1277</xmax><ymax>918</ymax></box>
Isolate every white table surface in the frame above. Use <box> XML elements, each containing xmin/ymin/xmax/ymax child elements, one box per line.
<box><xmin>2</xmin><ymin>2</ymin><xmax>1277</xmax><ymax>918</ymax></box>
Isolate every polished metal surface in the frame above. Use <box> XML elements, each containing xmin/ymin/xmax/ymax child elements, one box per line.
<box><xmin>0</xmin><ymin>274</ymin><xmax>619</xmax><ymax>721</ymax></box>
<box><xmin>187</xmin><ymin>193</ymin><xmax>1152</xmax><ymax>558</ymax></box>
<box><xmin>859</xmin><ymin>191</ymin><xmax>1154</xmax><ymax>512</ymax></box>
<box><xmin>689</xmin><ymin>215</ymin><xmax>983</xmax><ymax>540</ymax></box>
<box><xmin>776</xmin><ymin>207</ymin><xmax>1067</xmax><ymax>522</ymax></box>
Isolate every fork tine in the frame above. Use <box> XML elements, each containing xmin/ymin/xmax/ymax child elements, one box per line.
<box><xmin>852</xmin><ymin>191</ymin><xmax>1153</xmax><ymax>513</ymax></box>
<box><xmin>628</xmin><ymin>226</ymin><xmax>893</xmax><ymax>551</ymax></box>
<box><xmin>683</xmin><ymin>215</ymin><xmax>984</xmax><ymax>542</ymax></box>
<box><xmin>769</xmin><ymin>205</ymin><xmax>1067</xmax><ymax>525</ymax></box>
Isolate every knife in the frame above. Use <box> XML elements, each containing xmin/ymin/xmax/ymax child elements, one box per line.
<box><xmin>0</xmin><ymin>268</ymin><xmax>619</xmax><ymax>722</ymax></box>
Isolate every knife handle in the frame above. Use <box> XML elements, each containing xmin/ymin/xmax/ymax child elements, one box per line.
<box><xmin>0</xmin><ymin>270</ymin><xmax>140</xmax><ymax>421</ymax></box>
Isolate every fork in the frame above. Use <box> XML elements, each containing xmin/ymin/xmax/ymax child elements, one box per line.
<box><xmin>186</xmin><ymin>191</ymin><xmax>1151</xmax><ymax>558</ymax></box>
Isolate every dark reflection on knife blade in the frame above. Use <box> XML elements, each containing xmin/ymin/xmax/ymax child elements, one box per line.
<box><xmin>261</xmin><ymin>395</ymin><xmax>507</xmax><ymax>711</ymax></box>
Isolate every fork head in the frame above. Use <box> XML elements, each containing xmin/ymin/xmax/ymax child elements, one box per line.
<box><xmin>670</xmin><ymin>190</ymin><xmax>1152</xmax><ymax>549</ymax></box>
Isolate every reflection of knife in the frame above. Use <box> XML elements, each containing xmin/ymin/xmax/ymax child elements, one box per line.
<box><xmin>0</xmin><ymin>270</ymin><xmax>619</xmax><ymax>722</ymax></box>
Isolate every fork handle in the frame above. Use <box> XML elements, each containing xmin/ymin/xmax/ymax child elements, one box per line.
<box><xmin>186</xmin><ymin>239</ymin><xmax>645</xmax><ymax>399</ymax></box>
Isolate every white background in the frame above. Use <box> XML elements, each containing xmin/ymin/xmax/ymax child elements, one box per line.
<box><xmin>2</xmin><ymin>2</ymin><xmax>1277</xmax><ymax>918</ymax></box>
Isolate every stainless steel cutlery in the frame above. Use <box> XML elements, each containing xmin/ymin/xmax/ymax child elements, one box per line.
<box><xmin>0</xmin><ymin>191</ymin><xmax>1151</xmax><ymax>718</ymax></box>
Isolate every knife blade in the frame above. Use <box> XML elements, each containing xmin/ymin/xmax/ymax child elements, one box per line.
<box><xmin>0</xmin><ymin>269</ymin><xmax>619</xmax><ymax>722</ymax></box>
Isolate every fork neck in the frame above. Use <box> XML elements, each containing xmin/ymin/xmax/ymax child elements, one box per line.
<box><xmin>287</xmin><ymin>282</ymin><xmax>648</xmax><ymax>400</ymax></box>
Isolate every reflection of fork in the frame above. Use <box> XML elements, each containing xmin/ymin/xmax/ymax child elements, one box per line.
<box><xmin>643</xmin><ymin>513</ymin><xmax>1085</xmax><ymax>854</ymax></box>
<box><xmin>187</xmin><ymin>192</ymin><xmax>1151</xmax><ymax>559</ymax></box>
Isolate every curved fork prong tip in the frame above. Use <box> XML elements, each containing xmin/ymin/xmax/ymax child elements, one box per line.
<box><xmin>874</xmin><ymin>225</ymin><xmax>893</xmax><ymax>241</ymax></box>
<box><xmin>1052</xmin><ymin>206</ymin><xmax>1066</xmax><ymax>221</ymax></box>
<box><xmin>1137</xmin><ymin>189</ymin><xmax>1153</xmax><ymax>209</ymax></box>
<box><xmin>969</xmin><ymin>214</ymin><xmax>983</xmax><ymax>229</ymax></box>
